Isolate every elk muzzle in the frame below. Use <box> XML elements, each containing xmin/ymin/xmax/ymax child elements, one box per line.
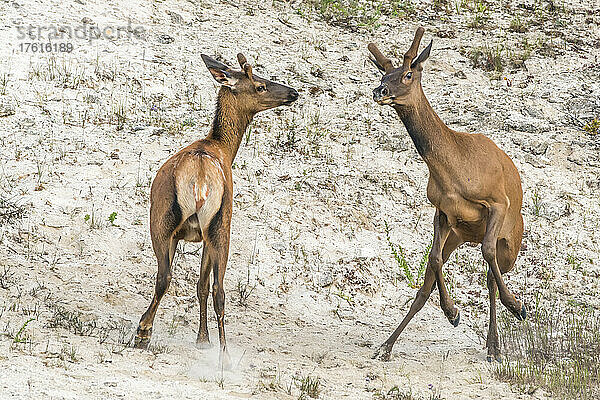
<box><xmin>284</xmin><ymin>88</ymin><xmax>299</xmax><ymax>105</ymax></box>
<box><xmin>373</xmin><ymin>85</ymin><xmax>392</xmax><ymax>105</ymax></box>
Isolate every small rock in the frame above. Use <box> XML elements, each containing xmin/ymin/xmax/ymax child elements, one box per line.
<box><xmin>505</xmin><ymin>111</ymin><xmax>550</xmax><ymax>133</ymax></box>
<box><xmin>156</xmin><ymin>33</ymin><xmax>174</xmax><ymax>44</ymax></box>
<box><xmin>315</xmin><ymin>271</ymin><xmax>333</xmax><ymax>288</ymax></box>
<box><xmin>166</xmin><ymin>10</ymin><xmax>184</xmax><ymax>24</ymax></box>
<box><xmin>271</xmin><ymin>242</ymin><xmax>286</xmax><ymax>254</ymax></box>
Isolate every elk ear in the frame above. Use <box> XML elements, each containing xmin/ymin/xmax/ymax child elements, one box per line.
<box><xmin>201</xmin><ymin>54</ymin><xmax>238</xmax><ymax>87</ymax></box>
<box><xmin>410</xmin><ymin>40</ymin><xmax>433</xmax><ymax>71</ymax></box>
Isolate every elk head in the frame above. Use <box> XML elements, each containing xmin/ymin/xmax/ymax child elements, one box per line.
<box><xmin>201</xmin><ymin>53</ymin><xmax>299</xmax><ymax>113</ymax></box>
<box><xmin>369</xmin><ymin>27</ymin><xmax>432</xmax><ymax>106</ymax></box>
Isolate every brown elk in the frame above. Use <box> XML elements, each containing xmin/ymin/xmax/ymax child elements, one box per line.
<box><xmin>368</xmin><ymin>27</ymin><xmax>526</xmax><ymax>362</ymax></box>
<box><xmin>133</xmin><ymin>53</ymin><xmax>298</xmax><ymax>368</ymax></box>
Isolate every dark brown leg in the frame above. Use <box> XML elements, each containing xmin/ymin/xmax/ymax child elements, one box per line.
<box><xmin>205</xmin><ymin>211</ymin><xmax>232</xmax><ymax>370</ymax></box>
<box><xmin>373</xmin><ymin>210</ymin><xmax>451</xmax><ymax>361</ymax></box>
<box><xmin>486</xmin><ymin>268</ymin><xmax>501</xmax><ymax>362</ymax></box>
<box><xmin>436</xmin><ymin>231</ymin><xmax>464</xmax><ymax>326</ymax></box>
<box><xmin>135</xmin><ymin>237</ymin><xmax>178</xmax><ymax>348</ymax></box>
<box><xmin>487</xmin><ymin>226</ymin><xmax>522</xmax><ymax>362</ymax></box>
<box><xmin>482</xmin><ymin>204</ymin><xmax>525</xmax><ymax>320</ymax></box>
<box><xmin>196</xmin><ymin>246</ymin><xmax>212</xmax><ymax>348</ymax></box>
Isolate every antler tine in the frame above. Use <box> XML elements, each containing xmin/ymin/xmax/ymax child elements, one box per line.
<box><xmin>368</xmin><ymin>43</ymin><xmax>394</xmax><ymax>73</ymax></box>
<box><xmin>237</xmin><ymin>53</ymin><xmax>247</xmax><ymax>68</ymax></box>
<box><xmin>237</xmin><ymin>52</ymin><xmax>254</xmax><ymax>82</ymax></box>
<box><xmin>403</xmin><ymin>27</ymin><xmax>425</xmax><ymax>69</ymax></box>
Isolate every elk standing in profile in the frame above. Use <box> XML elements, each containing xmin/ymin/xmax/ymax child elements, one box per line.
<box><xmin>368</xmin><ymin>27</ymin><xmax>526</xmax><ymax>362</ymax></box>
<box><xmin>134</xmin><ymin>53</ymin><xmax>298</xmax><ymax>368</ymax></box>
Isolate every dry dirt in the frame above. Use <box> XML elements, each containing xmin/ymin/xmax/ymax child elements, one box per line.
<box><xmin>1</xmin><ymin>0</ymin><xmax>599</xmax><ymax>399</ymax></box>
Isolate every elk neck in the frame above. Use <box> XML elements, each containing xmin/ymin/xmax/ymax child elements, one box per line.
<box><xmin>393</xmin><ymin>86</ymin><xmax>457</xmax><ymax>165</ymax></box>
<box><xmin>208</xmin><ymin>87</ymin><xmax>255</xmax><ymax>164</ymax></box>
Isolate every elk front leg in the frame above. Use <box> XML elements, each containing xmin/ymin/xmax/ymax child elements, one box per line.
<box><xmin>482</xmin><ymin>204</ymin><xmax>526</xmax><ymax>321</ymax></box>
<box><xmin>434</xmin><ymin>218</ymin><xmax>461</xmax><ymax>326</ymax></box>
<box><xmin>373</xmin><ymin>210</ymin><xmax>451</xmax><ymax>361</ymax></box>
<box><xmin>196</xmin><ymin>246</ymin><xmax>212</xmax><ymax>348</ymax></box>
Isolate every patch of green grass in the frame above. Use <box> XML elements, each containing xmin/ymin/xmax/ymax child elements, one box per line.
<box><xmin>509</xmin><ymin>15</ymin><xmax>528</xmax><ymax>32</ymax></box>
<box><xmin>584</xmin><ymin>118</ymin><xmax>600</xmax><ymax>136</ymax></box>
<box><xmin>467</xmin><ymin>0</ymin><xmax>489</xmax><ymax>28</ymax></box>
<box><xmin>495</xmin><ymin>300</ymin><xmax>600</xmax><ymax>399</ymax></box>
<box><xmin>297</xmin><ymin>0</ymin><xmax>382</xmax><ymax>31</ymax></box>
<box><xmin>467</xmin><ymin>44</ymin><xmax>504</xmax><ymax>72</ymax></box>
<box><xmin>296</xmin><ymin>375</ymin><xmax>320</xmax><ymax>399</ymax></box>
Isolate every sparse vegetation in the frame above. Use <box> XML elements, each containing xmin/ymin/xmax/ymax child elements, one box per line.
<box><xmin>584</xmin><ymin>117</ymin><xmax>600</xmax><ymax>135</ymax></box>
<box><xmin>297</xmin><ymin>0</ymin><xmax>382</xmax><ymax>30</ymax></box>
<box><xmin>467</xmin><ymin>44</ymin><xmax>504</xmax><ymax>72</ymax></box>
<box><xmin>296</xmin><ymin>375</ymin><xmax>321</xmax><ymax>399</ymax></box>
<box><xmin>467</xmin><ymin>0</ymin><xmax>489</xmax><ymax>28</ymax></box>
<box><xmin>0</xmin><ymin>195</ymin><xmax>27</xmax><ymax>224</ymax></box>
<box><xmin>495</xmin><ymin>301</ymin><xmax>600</xmax><ymax>399</ymax></box>
<box><xmin>531</xmin><ymin>188</ymin><xmax>543</xmax><ymax>217</ymax></box>
<box><xmin>509</xmin><ymin>15</ymin><xmax>527</xmax><ymax>33</ymax></box>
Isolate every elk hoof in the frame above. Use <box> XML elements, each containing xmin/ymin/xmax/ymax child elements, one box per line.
<box><xmin>195</xmin><ymin>337</ymin><xmax>212</xmax><ymax>349</ymax></box>
<box><xmin>219</xmin><ymin>349</ymin><xmax>232</xmax><ymax>371</ymax></box>
<box><xmin>372</xmin><ymin>344</ymin><xmax>392</xmax><ymax>361</ymax></box>
<box><xmin>133</xmin><ymin>327</ymin><xmax>152</xmax><ymax>349</ymax></box>
<box><xmin>448</xmin><ymin>308</ymin><xmax>460</xmax><ymax>327</ymax></box>
<box><xmin>486</xmin><ymin>354</ymin><xmax>502</xmax><ymax>363</ymax></box>
<box><xmin>513</xmin><ymin>304</ymin><xmax>527</xmax><ymax>321</ymax></box>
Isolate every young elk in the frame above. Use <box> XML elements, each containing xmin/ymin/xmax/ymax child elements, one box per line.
<box><xmin>133</xmin><ymin>53</ymin><xmax>298</xmax><ymax>368</ymax></box>
<box><xmin>368</xmin><ymin>27</ymin><xmax>526</xmax><ymax>362</ymax></box>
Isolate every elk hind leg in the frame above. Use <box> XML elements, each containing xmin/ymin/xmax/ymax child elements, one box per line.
<box><xmin>196</xmin><ymin>246</ymin><xmax>212</xmax><ymax>348</ymax></box>
<box><xmin>482</xmin><ymin>204</ymin><xmax>525</xmax><ymax>321</ymax></box>
<box><xmin>487</xmin><ymin>230</ymin><xmax>522</xmax><ymax>362</ymax></box>
<box><xmin>134</xmin><ymin>236</ymin><xmax>177</xmax><ymax>348</ymax></box>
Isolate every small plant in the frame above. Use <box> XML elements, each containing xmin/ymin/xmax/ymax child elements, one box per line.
<box><xmin>467</xmin><ymin>0</ymin><xmax>489</xmax><ymax>28</ymax></box>
<box><xmin>167</xmin><ymin>316</ymin><xmax>179</xmax><ymax>337</ymax></box>
<box><xmin>236</xmin><ymin>267</ymin><xmax>256</xmax><ymax>307</ymax></box>
<box><xmin>584</xmin><ymin>118</ymin><xmax>600</xmax><ymax>135</ymax></box>
<box><xmin>468</xmin><ymin>45</ymin><xmax>504</xmax><ymax>72</ymax></box>
<box><xmin>84</xmin><ymin>208</ymin><xmax>101</xmax><ymax>229</ymax></box>
<box><xmin>566</xmin><ymin>253</ymin><xmax>581</xmax><ymax>270</ymax></box>
<box><xmin>374</xmin><ymin>385</ymin><xmax>418</xmax><ymax>400</ymax></box>
<box><xmin>108</xmin><ymin>211</ymin><xmax>118</xmax><ymax>226</ymax></box>
<box><xmin>0</xmin><ymin>73</ymin><xmax>9</xmax><ymax>95</ymax></box>
<box><xmin>384</xmin><ymin>222</ymin><xmax>432</xmax><ymax>288</ymax></box>
<box><xmin>296</xmin><ymin>375</ymin><xmax>320</xmax><ymax>399</ymax></box>
<box><xmin>111</xmin><ymin>99</ymin><xmax>127</xmax><ymax>130</ymax></box>
<box><xmin>12</xmin><ymin>318</ymin><xmax>35</xmax><ymax>343</ymax></box>
<box><xmin>509</xmin><ymin>15</ymin><xmax>527</xmax><ymax>32</ymax></box>
<box><xmin>60</xmin><ymin>344</ymin><xmax>80</xmax><ymax>363</ymax></box>
<box><xmin>531</xmin><ymin>188</ymin><xmax>543</xmax><ymax>217</ymax></box>
<box><xmin>0</xmin><ymin>196</ymin><xmax>27</xmax><ymax>224</ymax></box>
<box><xmin>148</xmin><ymin>342</ymin><xmax>171</xmax><ymax>355</ymax></box>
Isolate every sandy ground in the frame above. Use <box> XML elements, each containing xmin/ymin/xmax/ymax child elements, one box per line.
<box><xmin>0</xmin><ymin>0</ymin><xmax>599</xmax><ymax>398</ymax></box>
